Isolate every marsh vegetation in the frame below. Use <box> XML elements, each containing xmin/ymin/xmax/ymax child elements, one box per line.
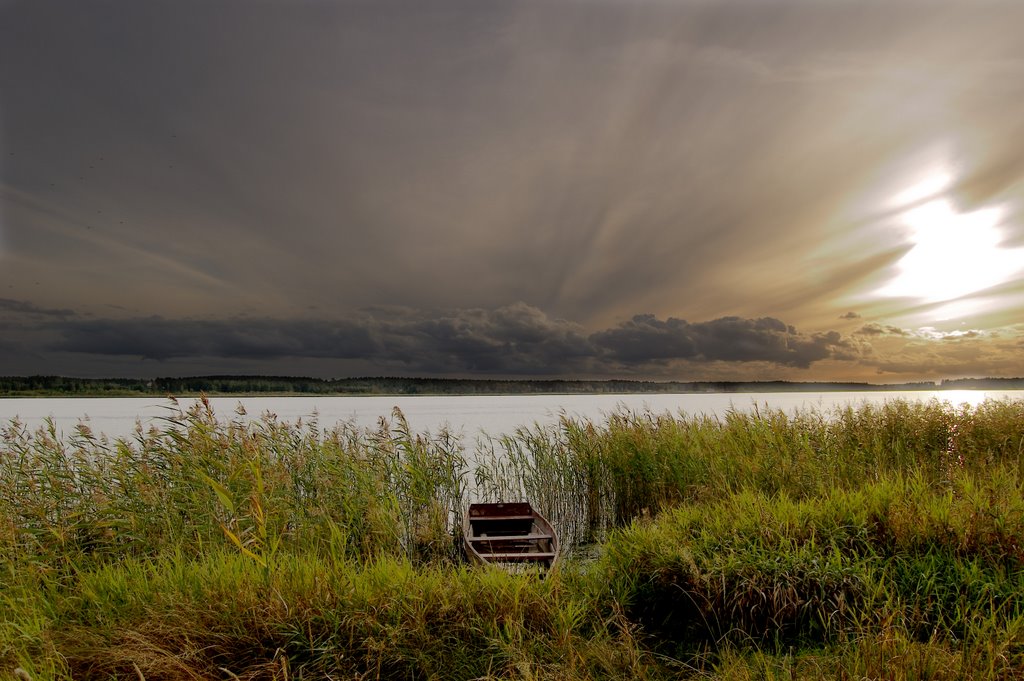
<box><xmin>2</xmin><ymin>397</ymin><xmax>1023</xmax><ymax>679</ymax></box>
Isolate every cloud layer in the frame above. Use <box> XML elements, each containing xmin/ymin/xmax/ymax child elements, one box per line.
<box><xmin>0</xmin><ymin>301</ymin><xmax>864</xmax><ymax>377</ymax></box>
<box><xmin>3</xmin><ymin>297</ymin><xmax>1021</xmax><ymax>380</ymax></box>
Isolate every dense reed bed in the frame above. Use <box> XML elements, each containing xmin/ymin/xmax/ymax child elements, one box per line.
<box><xmin>2</xmin><ymin>396</ymin><xmax>1023</xmax><ymax>679</ymax></box>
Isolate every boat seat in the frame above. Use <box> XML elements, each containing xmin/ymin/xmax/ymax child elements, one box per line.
<box><xmin>480</xmin><ymin>552</ymin><xmax>556</xmax><ymax>561</ymax></box>
<box><xmin>468</xmin><ymin>533</ymin><xmax>552</xmax><ymax>542</ymax></box>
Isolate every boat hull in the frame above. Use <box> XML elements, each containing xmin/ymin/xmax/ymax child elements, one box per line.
<box><xmin>463</xmin><ymin>502</ymin><xmax>559</xmax><ymax>571</ymax></box>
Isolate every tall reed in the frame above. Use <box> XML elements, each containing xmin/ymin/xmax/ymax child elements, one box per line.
<box><xmin>0</xmin><ymin>397</ymin><xmax>469</xmax><ymax>570</ymax></box>
<box><xmin>3</xmin><ymin>396</ymin><xmax>1023</xmax><ymax>679</ymax></box>
<box><xmin>476</xmin><ymin>397</ymin><xmax>1024</xmax><ymax>545</ymax></box>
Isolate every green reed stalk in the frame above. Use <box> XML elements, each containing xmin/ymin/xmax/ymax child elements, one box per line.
<box><xmin>3</xmin><ymin>397</ymin><xmax>1023</xmax><ymax>679</ymax></box>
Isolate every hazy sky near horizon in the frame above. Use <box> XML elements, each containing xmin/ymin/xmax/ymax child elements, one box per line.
<box><xmin>2</xmin><ymin>0</ymin><xmax>1024</xmax><ymax>381</ymax></box>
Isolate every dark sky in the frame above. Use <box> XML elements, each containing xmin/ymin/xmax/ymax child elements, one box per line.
<box><xmin>2</xmin><ymin>0</ymin><xmax>1024</xmax><ymax>381</ymax></box>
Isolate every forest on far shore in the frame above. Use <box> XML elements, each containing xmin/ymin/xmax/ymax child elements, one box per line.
<box><xmin>2</xmin><ymin>374</ymin><xmax>1023</xmax><ymax>397</ymax></box>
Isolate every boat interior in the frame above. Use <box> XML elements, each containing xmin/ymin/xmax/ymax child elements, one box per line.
<box><xmin>465</xmin><ymin>502</ymin><xmax>557</xmax><ymax>565</ymax></box>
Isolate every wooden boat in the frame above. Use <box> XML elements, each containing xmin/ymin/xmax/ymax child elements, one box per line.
<box><xmin>463</xmin><ymin>502</ymin><xmax>559</xmax><ymax>571</ymax></box>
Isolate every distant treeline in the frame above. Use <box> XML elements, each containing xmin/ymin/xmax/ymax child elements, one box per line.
<box><xmin>3</xmin><ymin>374</ymin><xmax>1024</xmax><ymax>397</ymax></box>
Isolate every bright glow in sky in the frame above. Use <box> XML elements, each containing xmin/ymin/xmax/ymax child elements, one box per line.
<box><xmin>890</xmin><ymin>170</ymin><xmax>954</xmax><ymax>208</ymax></box>
<box><xmin>876</xmin><ymin>197</ymin><xmax>1024</xmax><ymax>304</ymax></box>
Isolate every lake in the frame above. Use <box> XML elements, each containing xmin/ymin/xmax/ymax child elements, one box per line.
<box><xmin>3</xmin><ymin>390</ymin><xmax>1022</xmax><ymax>445</ymax></box>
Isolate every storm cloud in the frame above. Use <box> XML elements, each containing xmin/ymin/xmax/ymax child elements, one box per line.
<box><xmin>591</xmin><ymin>315</ymin><xmax>852</xmax><ymax>369</ymax></box>
<box><xmin>26</xmin><ymin>303</ymin><xmax>859</xmax><ymax>376</ymax></box>
<box><xmin>1</xmin><ymin>296</ymin><xmax>1020</xmax><ymax>380</ymax></box>
<box><xmin>0</xmin><ymin>298</ymin><xmax>74</xmax><ymax>318</ymax></box>
<box><xmin>50</xmin><ymin>317</ymin><xmax>379</xmax><ymax>361</ymax></box>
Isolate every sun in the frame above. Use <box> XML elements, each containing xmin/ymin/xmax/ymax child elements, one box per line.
<box><xmin>876</xmin><ymin>193</ymin><xmax>1024</xmax><ymax>304</ymax></box>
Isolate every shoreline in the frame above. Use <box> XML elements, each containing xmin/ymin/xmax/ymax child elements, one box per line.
<box><xmin>4</xmin><ymin>374</ymin><xmax>1024</xmax><ymax>398</ymax></box>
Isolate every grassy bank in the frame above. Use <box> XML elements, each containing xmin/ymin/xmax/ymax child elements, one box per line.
<box><xmin>2</xmin><ymin>397</ymin><xmax>1023</xmax><ymax>679</ymax></box>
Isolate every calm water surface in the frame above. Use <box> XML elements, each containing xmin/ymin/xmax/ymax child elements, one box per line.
<box><xmin>3</xmin><ymin>391</ymin><xmax>1022</xmax><ymax>444</ymax></box>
